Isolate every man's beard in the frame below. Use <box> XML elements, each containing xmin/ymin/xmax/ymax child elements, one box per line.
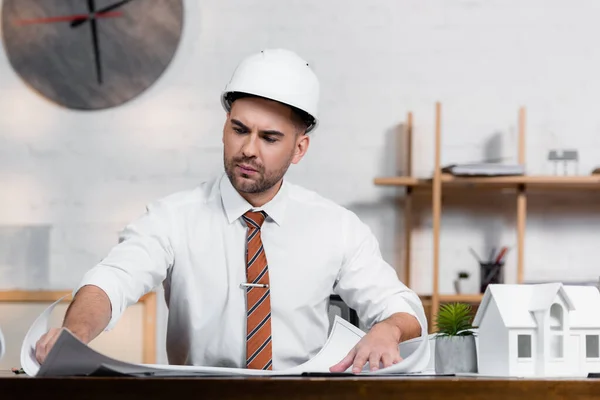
<box><xmin>224</xmin><ymin>154</ymin><xmax>292</xmax><ymax>194</ymax></box>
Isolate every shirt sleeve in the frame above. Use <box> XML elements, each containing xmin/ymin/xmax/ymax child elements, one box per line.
<box><xmin>72</xmin><ymin>199</ymin><xmax>175</xmax><ymax>330</ymax></box>
<box><xmin>333</xmin><ymin>210</ymin><xmax>427</xmax><ymax>334</ymax></box>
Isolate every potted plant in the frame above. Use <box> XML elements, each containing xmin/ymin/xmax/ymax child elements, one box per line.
<box><xmin>434</xmin><ymin>302</ymin><xmax>478</xmax><ymax>374</ymax></box>
<box><xmin>453</xmin><ymin>271</ymin><xmax>470</xmax><ymax>294</ymax></box>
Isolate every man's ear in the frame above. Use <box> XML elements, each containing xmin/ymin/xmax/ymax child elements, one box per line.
<box><xmin>291</xmin><ymin>134</ymin><xmax>310</xmax><ymax>164</ymax></box>
<box><xmin>222</xmin><ymin>112</ymin><xmax>230</xmax><ymax>143</ymax></box>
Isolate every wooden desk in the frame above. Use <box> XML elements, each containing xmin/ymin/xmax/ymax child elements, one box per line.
<box><xmin>2</xmin><ymin>370</ymin><xmax>600</xmax><ymax>400</ymax></box>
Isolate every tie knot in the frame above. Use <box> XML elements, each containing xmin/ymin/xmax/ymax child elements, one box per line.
<box><xmin>242</xmin><ymin>210</ymin><xmax>267</xmax><ymax>229</ymax></box>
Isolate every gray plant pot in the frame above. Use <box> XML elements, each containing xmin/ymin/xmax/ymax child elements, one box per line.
<box><xmin>434</xmin><ymin>335</ymin><xmax>478</xmax><ymax>374</ymax></box>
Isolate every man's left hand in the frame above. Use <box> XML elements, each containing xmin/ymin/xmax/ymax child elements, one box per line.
<box><xmin>329</xmin><ymin>313</ymin><xmax>420</xmax><ymax>373</ymax></box>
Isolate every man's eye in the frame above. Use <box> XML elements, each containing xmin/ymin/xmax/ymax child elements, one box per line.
<box><xmin>233</xmin><ymin>127</ymin><xmax>244</xmax><ymax>134</ymax></box>
<box><xmin>264</xmin><ymin>136</ymin><xmax>277</xmax><ymax>143</ymax></box>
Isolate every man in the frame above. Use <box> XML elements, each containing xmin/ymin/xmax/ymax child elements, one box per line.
<box><xmin>35</xmin><ymin>49</ymin><xmax>426</xmax><ymax>373</ymax></box>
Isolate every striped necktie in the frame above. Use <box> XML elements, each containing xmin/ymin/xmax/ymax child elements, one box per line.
<box><xmin>242</xmin><ymin>210</ymin><xmax>273</xmax><ymax>370</ymax></box>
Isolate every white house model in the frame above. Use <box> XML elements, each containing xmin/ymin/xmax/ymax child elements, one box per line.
<box><xmin>473</xmin><ymin>283</ymin><xmax>600</xmax><ymax>377</ymax></box>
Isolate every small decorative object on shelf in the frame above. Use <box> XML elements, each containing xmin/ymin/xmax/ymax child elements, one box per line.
<box><xmin>454</xmin><ymin>271</ymin><xmax>470</xmax><ymax>294</ymax></box>
<box><xmin>434</xmin><ymin>302</ymin><xmax>478</xmax><ymax>374</ymax></box>
<box><xmin>548</xmin><ymin>149</ymin><xmax>579</xmax><ymax>175</ymax></box>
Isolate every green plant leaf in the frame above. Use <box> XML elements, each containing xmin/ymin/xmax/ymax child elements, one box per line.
<box><xmin>434</xmin><ymin>302</ymin><xmax>475</xmax><ymax>337</ymax></box>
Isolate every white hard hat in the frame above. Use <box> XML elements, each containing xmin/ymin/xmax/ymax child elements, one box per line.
<box><xmin>221</xmin><ymin>49</ymin><xmax>320</xmax><ymax>133</ymax></box>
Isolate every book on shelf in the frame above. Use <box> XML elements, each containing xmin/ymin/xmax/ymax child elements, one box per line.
<box><xmin>441</xmin><ymin>162</ymin><xmax>525</xmax><ymax>177</ymax></box>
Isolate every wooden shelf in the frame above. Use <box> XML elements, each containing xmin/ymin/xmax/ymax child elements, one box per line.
<box><xmin>380</xmin><ymin>103</ymin><xmax>529</xmax><ymax>333</ymax></box>
<box><xmin>438</xmin><ymin>294</ymin><xmax>484</xmax><ymax>303</ymax></box>
<box><xmin>379</xmin><ymin>103</ymin><xmax>600</xmax><ymax>333</ymax></box>
<box><xmin>443</xmin><ymin>174</ymin><xmax>600</xmax><ymax>189</ymax></box>
<box><xmin>418</xmin><ymin>294</ymin><xmax>484</xmax><ymax>303</ymax></box>
<box><xmin>374</xmin><ymin>174</ymin><xmax>600</xmax><ymax>190</ymax></box>
<box><xmin>373</xmin><ymin>177</ymin><xmax>431</xmax><ymax>187</ymax></box>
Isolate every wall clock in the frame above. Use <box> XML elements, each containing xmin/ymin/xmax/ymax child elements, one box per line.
<box><xmin>1</xmin><ymin>0</ymin><xmax>184</xmax><ymax>110</ymax></box>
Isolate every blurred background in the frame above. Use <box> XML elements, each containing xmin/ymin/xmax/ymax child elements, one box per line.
<box><xmin>1</xmin><ymin>0</ymin><xmax>600</xmax><ymax>366</ymax></box>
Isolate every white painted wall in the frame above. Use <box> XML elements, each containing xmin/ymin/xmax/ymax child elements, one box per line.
<box><xmin>2</xmin><ymin>0</ymin><xmax>600</xmax><ymax>363</ymax></box>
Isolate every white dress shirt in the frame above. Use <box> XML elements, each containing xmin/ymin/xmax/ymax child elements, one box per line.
<box><xmin>76</xmin><ymin>173</ymin><xmax>426</xmax><ymax>370</ymax></box>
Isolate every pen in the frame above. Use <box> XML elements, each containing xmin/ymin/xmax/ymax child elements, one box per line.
<box><xmin>240</xmin><ymin>283</ymin><xmax>269</xmax><ymax>289</ymax></box>
<box><xmin>469</xmin><ymin>247</ymin><xmax>482</xmax><ymax>263</ymax></box>
<box><xmin>495</xmin><ymin>247</ymin><xmax>509</xmax><ymax>264</ymax></box>
<box><xmin>488</xmin><ymin>247</ymin><xmax>496</xmax><ymax>263</ymax></box>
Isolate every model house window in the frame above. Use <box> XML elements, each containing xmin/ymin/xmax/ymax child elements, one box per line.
<box><xmin>550</xmin><ymin>335</ymin><xmax>564</xmax><ymax>358</ymax></box>
<box><xmin>586</xmin><ymin>335</ymin><xmax>600</xmax><ymax>358</ymax></box>
<box><xmin>518</xmin><ymin>334</ymin><xmax>532</xmax><ymax>358</ymax></box>
<box><xmin>549</xmin><ymin>303</ymin><xmax>564</xmax><ymax>331</ymax></box>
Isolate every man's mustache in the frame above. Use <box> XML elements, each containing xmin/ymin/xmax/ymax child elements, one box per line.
<box><xmin>232</xmin><ymin>157</ymin><xmax>263</xmax><ymax>172</ymax></box>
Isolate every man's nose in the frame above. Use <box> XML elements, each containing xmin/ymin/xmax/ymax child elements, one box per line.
<box><xmin>241</xmin><ymin>134</ymin><xmax>259</xmax><ymax>157</ymax></box>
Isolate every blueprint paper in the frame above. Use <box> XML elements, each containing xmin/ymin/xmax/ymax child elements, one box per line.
<box><xmin>33</xmin><ymin>316</ymin><xmax>362</xmax><ymax>377</ymax></box>
<box><xmin>0</xmin><ymin>326</ymin><xmax>5</xmax><ymax>362</ymax></box>
<box><xmin>22</xmin><ymin>298</ymin><xmax>429</xmax><ymax>377</ymax></box>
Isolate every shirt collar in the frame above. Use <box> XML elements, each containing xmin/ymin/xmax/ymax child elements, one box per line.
<box><xmin>220</xmin><ymin>173</ymin><xmax>288</xmax><ymax>226</ymax></box>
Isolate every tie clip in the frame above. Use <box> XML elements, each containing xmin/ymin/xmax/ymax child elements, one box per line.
<box><xmin>240</xmin><ymin>283</ymin><xmax>269</xmax><ymax>289</ymax></box>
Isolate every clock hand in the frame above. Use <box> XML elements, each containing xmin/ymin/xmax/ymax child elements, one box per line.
<box><xmin>97</xmin><ymin>0</ymin><xmax>134</xmax><ymax>14</ymax></box>
<box><xmin>15</xmin><ymin>12</ymin><xmax>121</xmax><ymax>26</ymax></box>
<box><xmin>87</xmin><ymin>0</ymin><xmax>103</xmax><ymax>85</ymax></box>
<box><xmin>70</xmin><ymin>0</ymin><xmax>133</xmax><ymax>28</ymax></box>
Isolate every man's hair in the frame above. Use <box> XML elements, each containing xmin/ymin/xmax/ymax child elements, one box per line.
<box><xmin>225</xmin><ymin>92</ymin><xmax>313</xmax><ymax>134</ymax></box>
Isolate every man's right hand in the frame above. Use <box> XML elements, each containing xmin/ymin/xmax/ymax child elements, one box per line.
<box><xmin>35</xmin><ymin>328</ymin><xmax>64</xmax><ymax>364</ymax></box>
<box><xmin>34</xmin><ymin>285</ymin><xmax>112</xmax><ymax>364</ymax></box>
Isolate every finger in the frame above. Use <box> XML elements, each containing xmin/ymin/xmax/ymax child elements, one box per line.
<box><xmin>393</xmin><ymin>354</ymin><xmax>403</xmax><ymax>364</ymax></box>
<box><xmin>381</xmin><ymin>352</ymin><xmax>394</xmax><ymax>369</ymax></box>
<box><xmin>36</xmin><ymin>334</ymin><xmax>51</xmax><ymax>364</ymax></box>
<box><xmin>36</xmin><ymin>329</ymin><xmax>59</xmax><ymax>364</ymax></box>
<box><xmin>35</xmin><ymin>331</ymin><xmax>55</xmax><ymax>364</ymax></box>
<box><xmin>35</xmin><ymin>335</ymin><xmax>48</xmax><ymax>364</ymax></box>
<box><xmin>46</xmin><ymin>332</ymin><xmax>59</xmax><ymax>352</ymax></box>
<box><xmin>352</xmin><ymin>350</ymin><xmax>369</xmax><ymax>373</ymax></box>
<box><xmin>329</xmin><ymin>348</ymin><xmax>356</xmax><ymax>372</ymax></box>
<box><xmin>368</xmin><ymin>351</ymin><xmax>381</xmax><ymax>371</ymax></box>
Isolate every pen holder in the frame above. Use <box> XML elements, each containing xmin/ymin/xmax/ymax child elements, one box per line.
<box><xmin>479</xmin><ymin>262</ymin><xmax>504</xmax><ymax>293</ymax></box>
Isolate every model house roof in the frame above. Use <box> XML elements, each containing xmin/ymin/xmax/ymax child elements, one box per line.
<box><xmin>528</xmin><ymin>282</ymin><xmax>575</xmax><ymax>312</ymax></box>
<box><xmin>473</xmin><ymin>283</ymin><xmax>600</xmax><ymax>329</ymax></box>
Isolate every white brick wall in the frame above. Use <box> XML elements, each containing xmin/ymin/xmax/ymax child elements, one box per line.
<box><xmin>2</xmin><ymin>0</ymin><xmax>600</xmax><ymax>362</ymax></box>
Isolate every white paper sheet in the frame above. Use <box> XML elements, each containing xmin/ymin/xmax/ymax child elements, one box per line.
<box><xmin>20</xmin><ymin>295</ymin><xmax>69</xmax><ymax>376</ymax></box>
<box><xmin>280</xmin><ymin>314</ymin><xmax>367</xmax><ymax>374</ymax></box>
<box><xmin>0</xmin><ymin>325</ymin><xmax>5</xmax><ymax>362</ymax></box>
<box><xmin>368</xmin><ymin>306</ymin><xmax>432</xmax><ymax>375</ymax></box>
<box><xmin>21</xmin><ymin>297</ymin><xmax>430</xmax><ymax>377</ymax></box>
